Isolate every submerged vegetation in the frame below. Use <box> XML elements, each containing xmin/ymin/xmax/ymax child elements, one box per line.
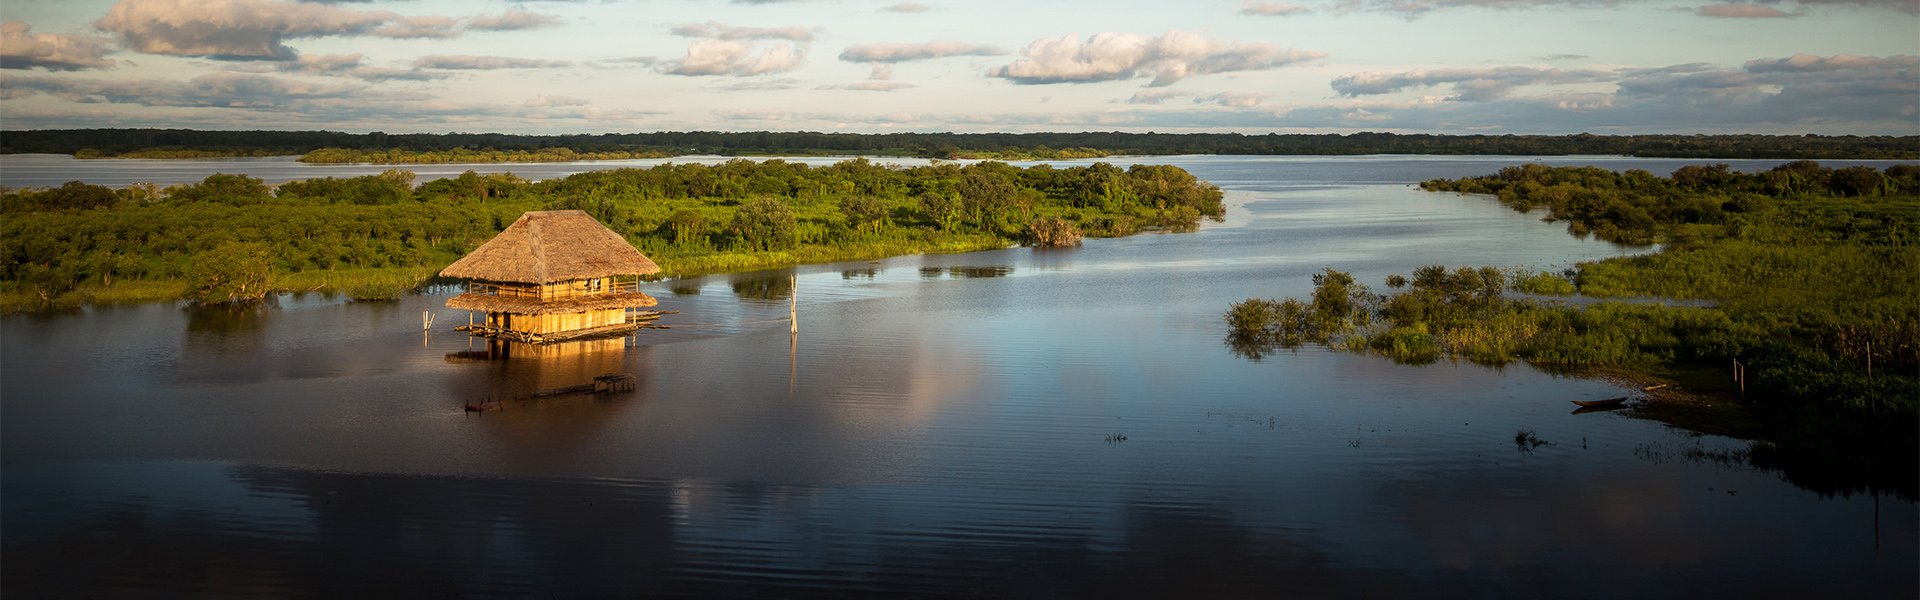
<box><xmin>1229</xmin><ymin>162</ymin><xmax>1919</xmax><ymax>497</ymax></box>
<box><xmin>0</xmin><ymin>158</ymin><xmax>1222</xmax><ymax>310</ymax></box>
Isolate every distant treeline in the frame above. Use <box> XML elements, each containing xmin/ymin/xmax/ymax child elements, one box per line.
<box><xmin>298</xmin><ymin>147</ymin><xmax>676</xmax><ymax>164</ymax></box>
<box><xmin>3</xmin><ymin>128</ymin><xmax>1915</xmax><ymax>160</ymax></box>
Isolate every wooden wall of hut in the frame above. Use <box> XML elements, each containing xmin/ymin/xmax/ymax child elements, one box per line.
<box><xmin>485</xmin><ymin>308</ymin><xmax>627</xmax><ymax>336</ymax></box>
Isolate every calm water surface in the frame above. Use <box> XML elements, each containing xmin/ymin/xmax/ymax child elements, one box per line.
<box><xmin>3</xmin><ymin>156</ymin><xmax>1913</xmax><ymax>598</ymax></box>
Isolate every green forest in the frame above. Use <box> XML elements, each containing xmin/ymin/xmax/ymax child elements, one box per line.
<box><xmin>1227</xmin><ymin>162</ymin><xmax>1919</xmax><ymax>495</ymax></box>
<box><xmin>5</xmin><ymin>128</ymin><xmax>1915</xmax><ymax>160</ymax></box>
<box><xmin>0</xmin><ymin>158</ymin><xmax>1223</xmax><ymax>308</ymax></box>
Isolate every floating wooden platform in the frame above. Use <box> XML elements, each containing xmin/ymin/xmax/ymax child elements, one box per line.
<box><xmin>454</xmin><ymin>310</ymin><xmax>675</xmax><ymax>344</ymax></box>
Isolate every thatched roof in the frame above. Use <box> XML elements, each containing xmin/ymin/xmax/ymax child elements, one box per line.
<box><xmin>439</xmin><ymin>210</ymin><xmax>659</xmax><ymax>284</ymax></box>
<box><xmin>446</xmin><ymin>291</ymin><xmax>658</xmax><ymax>315</ymax></box>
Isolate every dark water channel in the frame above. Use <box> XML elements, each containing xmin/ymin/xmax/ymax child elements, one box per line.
<box><xmin>3</xmin><ymin>156</ymin><xmax>1914</xmax><ymax>597</ymax></box>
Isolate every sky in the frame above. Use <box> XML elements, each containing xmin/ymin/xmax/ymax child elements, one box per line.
<box><xmin>0</xmin><ymin>0</ymin><xmax>1915</xmax><ymax>135</ymax></box>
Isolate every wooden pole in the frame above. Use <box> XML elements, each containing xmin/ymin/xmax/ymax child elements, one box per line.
<box><xmin>789</xmin><ymin>274</ymin><xmax>798</xmax><ymax>335</ymax></box>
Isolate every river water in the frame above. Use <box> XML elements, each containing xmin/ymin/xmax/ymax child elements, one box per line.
<box><xmin>2</xmin><ymin>155</ymin><xmax>1913</xmax><ymax>598</ymax></box>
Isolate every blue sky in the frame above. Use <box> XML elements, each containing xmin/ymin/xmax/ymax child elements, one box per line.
<box><xmin>0</xmin><ymin>0</ymin><xmax>1914</xmax><ymax>135</ymax></box>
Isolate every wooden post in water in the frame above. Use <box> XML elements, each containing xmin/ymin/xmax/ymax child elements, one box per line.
<box><xmin>1733</xmin><ymin>359</ymin><xmax>1745</xmax><ymax>395</ymax></box>
<box><xmin>789</xmin><ymin>274</ymin><xmax>798</xmax><ymax>336</ymax></box>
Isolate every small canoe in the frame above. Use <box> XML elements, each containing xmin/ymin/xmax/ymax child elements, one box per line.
<box><xmin>1571</xmin><ymin>396</ymin><xmax>1629</xmax><ymax>408</ymax></box>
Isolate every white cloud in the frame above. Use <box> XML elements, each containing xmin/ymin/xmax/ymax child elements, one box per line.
<box><xmin>92</xmin><ymin>0</ymin><xmax>572</xmax><ymax>61</ymax></box>
<box><xmin>719</xmin><ymin>78</ymin><xmax>801</xmax><ymax>91</ymax></box>
<box><xmin>660</xmin><ymin>39</ymin><xmax>804</xmax><ymax>76</ymax></box>
<box><xmin>348</xmin><ymin>66</ymin><xmax>445</xmax><ymax>82</ymax></box>
<box><xmin>374</xmin><ymin>15</ymin><xmax>461</xmax><ymax>39</ymax></box>
<box><xmin>1742</xmin><ymin>53</ymin><xmax>1918</xmax><ymax>72</ymax></box>
<box><xmin>880</xmin><ymin>2</ymin><xmax>932</xmax><ymax>12</ymax></box>
<box><xmin>525</xmin><ymin>94</ymin><xmax>589</xmax><ymax>107</ymax></box>
<box><xmin>989</xmin><ymin>31</ymin><xmax>1325</xmax><ymax>87</ymax></box>
<box><xmin>659</xmin><ymin>22</ymin><xmax>810</xmax><ymax>77</ymax></box>
<box><xmin>1317</xmin><ymin>0</ymin><xmax>1915</xmax><ymax>17</ymax></box>
<box><xmin>1</xmin><ymin>22</ymin><xmax>117</xmax><ymax>71</ymax></box>
<box><xmin>1696</xmin><ymin>3</ymin><xmax>1802</xmax><ymax>16</ymax></box>
<box><xmin>0</xmin><ymin>71</ymin><xmax>371</xmax><ymax>108</ymax></box>
<box><xmin>215</xmin><ymin>52</ymin><xmax>365</xmax><ymax>75</ymax></box>
<box><xmin>467</xmin><ymin>11</ymin><xmax>563</xmax><ymax>32</ymax></box>
<box><xmin>1123</xmin><ymin>89</ymin><xmax>1189</xmax><ymax>104</ymax></box>
<box><xmin>414</xmin><ymin>55</ymin><xmax>573</xmax><ymax>70</ymax></box>
<box><xmin>217</xmin><ymin>51</ymin><xmax>450</xmax><ymax>82</ymax></box>
<box><xmin>1332</xmin><ymin>66</ymin><xmax>1613</xmax><ymax>100</ymax></box>
<box><xmin>821</xmin><ymin>80</ymin><xmax>918</xmax><ymax>91</ymax></box>
<box><xmin>1196</xmin><ymin>91</ymin><xmax>1268</xmax><ymax>107</ymax></box>
<box><xmin>95</xmin><ymin>0</ymin><xmax>399</xmax><ymax>60</ymax></box>
<box><xmin>669</xmin><ymin>22</ymin><xmax>815</xmax><ymax>42</ymax></box>
<box><xmin>839</xmin><ymin>41</ymin><xmax>1003</xmax><ymax>63</ymax></box>
<box><xmin>1299</xmin><ymin>54</ymin><xmax>1920</xmax><ymax>133</ymax></box>
<box><xmin>1241</xmin><ymin>0</ymin><xmax>1312</xmax><ymax>15</ymax></box>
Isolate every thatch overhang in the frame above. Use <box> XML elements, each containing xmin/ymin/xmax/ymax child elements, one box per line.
<box><xmin>439</xmin><ymin>210</ymin><xmax>660</xmax><ymax>284</ymax></box>
<box><xmin>446</xmin><ymin>291</ymin><xmax>659</xmax><ymax>315</ymax></box>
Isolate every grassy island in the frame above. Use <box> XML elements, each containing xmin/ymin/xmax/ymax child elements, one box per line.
<box><xmin>1227</xmin><ymin>162</ymin><xmax>1919</xmax><ymax>496</ymax></box>
<box><xmin>0</xmin><ymin>158</ymin><xmax>1222</xmax><ymax>310</ymax></box>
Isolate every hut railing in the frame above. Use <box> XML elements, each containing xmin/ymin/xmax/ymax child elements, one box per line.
<box><xmin>465</xmin><ymin>283</ymin><xmax>540</xmax><ymax>298</ymax></box>
<box><xmin>466</xmin><ymin>278</ymin><xmax>642</xmax><ymax>298</ymax></box>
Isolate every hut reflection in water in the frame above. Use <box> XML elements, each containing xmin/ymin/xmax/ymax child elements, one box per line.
<box><xmin>447</xmin><ymin>337</ymin><xmax>646</xmax><ymax>411</ymax></box>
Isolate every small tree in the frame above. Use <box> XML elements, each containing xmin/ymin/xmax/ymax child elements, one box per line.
<box><xmin>1026</xmin><ymin>216</ymin><xmax>1083</xmax><ymax>247</ymax></box>
<box><xmin>838</xmin><ymin>195</ymin><xmax>889</xmax><ymax>234</ymax></box>
<box><xmin>1828</xmin><ymin>166</ymin><xmax>1887</xmax><ymax>197</ymax></box>
<box><xmin>1308</xmin><ymin>268</ymin><xmax>1375</xmax><ymax>335</ymax></box>
<box><xmin>667</xmin><ymin>209</ymin><xmax>710</xmax><ymax>246</ymax></box>
<box><xmin>918</xmin><ymin>191</ymin><xmax>961</xmax><ymax>231</ymax></box>
<box><xmin>167</xmin><ymin>173</ymin><xmax>271</xmax><ymax>205</ymax></box>
<box><xmin>183</xmin><ymin>242</ymin><xmax>276</xmax><ymax>304</ymax></box>
<box><xmin>957</xmin><ymin>170</ymin><xmax>1016</xmax><ymax>228</ymax></box>
<box><xmin>729</xmin><ymin>198</ymin><xmax>797</xmax><ymax>251</ymax></box>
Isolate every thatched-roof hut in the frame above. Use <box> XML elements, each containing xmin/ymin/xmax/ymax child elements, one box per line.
<box><xmin>442</xmin><ymin>210</ymin><xmax>664</xmax><ymax>343</ymax></box>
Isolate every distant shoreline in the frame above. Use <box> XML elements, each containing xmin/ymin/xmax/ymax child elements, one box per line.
<box><xmin>6</xmin><ymin>129</ymin><xmax>1915</xmax><ymax>161</ymax></box>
